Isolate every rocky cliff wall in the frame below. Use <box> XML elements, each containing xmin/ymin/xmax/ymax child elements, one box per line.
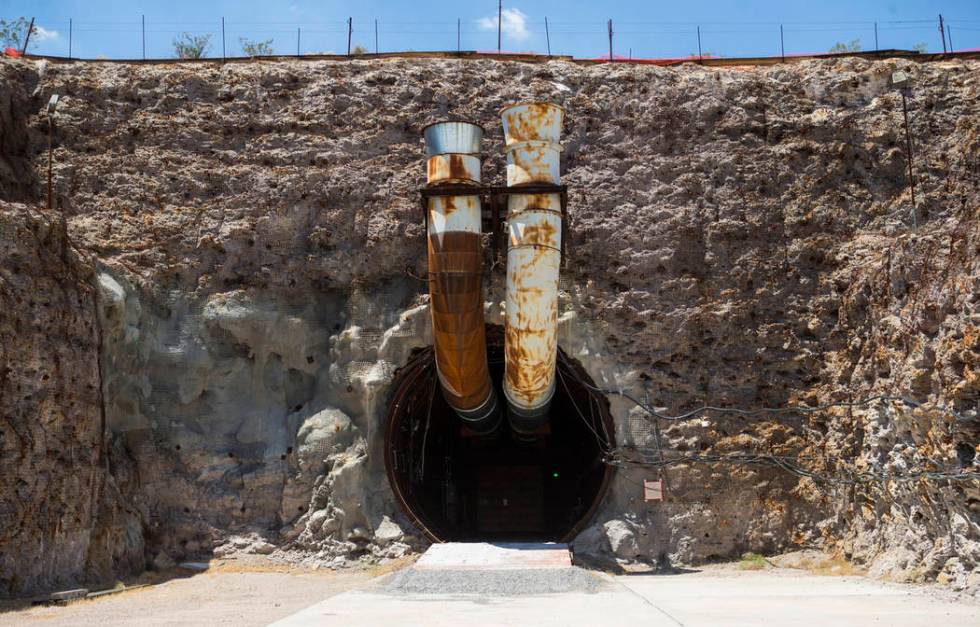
<box><xmin>0</xmin><ymin>201</ymin><xmax>143</xmax><ymax>596</ymax></box>
<box><xmin>0</xmin><ymin>55</ymin><xmax>977</xmax><ymax>596</ymax></box>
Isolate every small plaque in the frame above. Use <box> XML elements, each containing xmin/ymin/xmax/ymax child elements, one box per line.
<box><xmin>643</xmin><ymin>480</ymin><xmax>663</xmax><ymax>502</ymax></box>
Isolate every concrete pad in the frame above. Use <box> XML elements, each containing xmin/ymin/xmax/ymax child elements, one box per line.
<box><xmin>269</xmin><ymin>586</ymin><xmax>674</xmax><ymax>627</ymax></box>
<box><xmin>617</xmin><ymin>569</ymin><xmax>980</xmax><ymax>627</ymax></box>
<box><xmin>272</xmin><ymin>567</ymin><xmax>980</xmax><ymax>627</ymax></box>
<box><xmin>415</xmin><ymin>542</ymin><xmax>572</xmax><ymax>570</ymax></box>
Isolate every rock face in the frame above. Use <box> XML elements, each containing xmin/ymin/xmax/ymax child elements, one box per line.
<box><xmin>0</xmin><ymin>202</ymin><xmax>143</xmax><ymax>596</ymax></box>
<box><xmin>0</xmin><ymin>55</ymin><xmax>977</xmax><ymax>596</ymax></box>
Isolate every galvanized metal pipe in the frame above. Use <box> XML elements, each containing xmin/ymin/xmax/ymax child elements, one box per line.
<box><xmin>424</xmin><ymin>122</ymin><xmax>500</xmax><ymax>435</ymax></box>
<box><xmin>500</xmin><ymin>102</ymin><xmax>565</xmax><ymax>436</ymax></box>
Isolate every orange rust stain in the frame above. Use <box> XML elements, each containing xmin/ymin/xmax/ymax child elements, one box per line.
<box><xmin>427</xmin><ymin>154</ymin><xmax>478</xmax><ymax>185</ymax></box>
<box><xmin>519</xmin><ymin>221</ymin><xmax>558</xmax><ymax>248</ymax></box>
<box><xmin>427</xmin><ymin>230</ymin><xmax>492</xmax><ymax>411</ymax></box>
<box><xmin>448</xmin><ymin>153</ymin><xmax>470</xmax><ymax>181</ymax></box>
<box><xmin>504</xmin><ymin>103</ymin><xmax>562</xmax><ymax>144</ymax></box>
<box><xmin>426</xmin><ymin>157</ymin><xmax>442</xmax><ymax>182</ymax></box>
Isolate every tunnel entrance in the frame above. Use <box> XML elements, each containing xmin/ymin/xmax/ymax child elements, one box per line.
<box><xmin>384</xmin><ymin>325</ymin><xmax>615</xmax><ymax>542</ymax></box>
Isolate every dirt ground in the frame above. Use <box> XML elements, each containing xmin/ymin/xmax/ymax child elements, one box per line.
<box><xmin>0</xmin><ymin>556</ymin><xmax>409</xmax><ymax>627</ymax></box>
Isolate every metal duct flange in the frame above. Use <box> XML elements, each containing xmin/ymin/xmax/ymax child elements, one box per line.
<box><xmin>500</xmin><ymin>102</ymin><xmax>565</xmax><ymax>146</ymax></box>
<box><xmin>423</xmin><ymin>121</ymin><xmax>484</xmax><ymax>156</ymax></box>
<box><xmin>505</xmin><ymin>140</ymin><xmax>562</xmax><ymax>187</ymax></box>
<box><xmin>507</xmin><ymin>192</ymin><xmax>562</xmax><ymax>214</ymax></box>
<box><xmin>427</xmin><ymin>152</ymin><xmax>482</xmax><ymax>186</ymax></box>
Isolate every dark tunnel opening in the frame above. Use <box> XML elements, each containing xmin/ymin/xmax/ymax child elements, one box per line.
<box><xmin>384</xmin><ymin>325</ymin><xmax>615</xmax><ymax>542</ymax></box>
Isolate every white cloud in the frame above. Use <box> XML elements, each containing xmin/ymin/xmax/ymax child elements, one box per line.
<box><xmin>477</xmin><ymin>7</ymin><xmax>530</xmax><ymax>42</ymax></box>
<box><xmin>33</xmin><ymin>26</ymin><xmax>59</xmax><ymax>42</ymax></box>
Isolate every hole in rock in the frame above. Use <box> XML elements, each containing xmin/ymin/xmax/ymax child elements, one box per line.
<box><xmin>384</xmin><ymin>325</ymin><xmax>615</xmax><ymax>543</ymax></box>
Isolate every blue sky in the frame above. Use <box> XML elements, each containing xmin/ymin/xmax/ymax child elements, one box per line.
<box><xmin>4</xmin><ymin>1</ymin><xmax>979</xmax><ymax>60</ymax></box>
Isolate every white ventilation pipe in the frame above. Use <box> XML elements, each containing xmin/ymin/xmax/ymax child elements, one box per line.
<box><xmin>500</xmin><ymin>102</ymin><xmax>565</xmax><ymax>437</ymax></box>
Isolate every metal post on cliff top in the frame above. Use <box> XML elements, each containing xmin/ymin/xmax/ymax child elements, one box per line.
<box><xmin>545</xmin><ymin>17</ymin><xmax>551</xmax><ymax>56</ymax></box>
<box><xmin>22</xmin><ymin>17</ymin><xmax>34</xmax><ymax>54</ymax></box>
<box><xmin>221</xmin><ymin>17</ymin><xmax>226</xmax><ymax>61</ymax></box>
<box><xmin>608</xmin><ymin>19</ymin><xmax>613</xmax><ymax>61</ymax></box>
<box><xmin>939</xmin><ymin>14</ymin><xmax>946</xmax><ymax>54</ymax></box>
<box><xmin>498</xmin><ymin>0</ymin><xmax>502</xmax><ymax>52</ymax></box>
<box><xmin>697</xmin><ymin>25</ymin><xmax>702</xmax><ymax>62</ymax></box>
<box><xmin>780</xmin><ymin>24</ymin><xmax>785</xmax><ymax>62</ymax></box>
<box><xmin>347</xmin><ymin>17</ymin><xmax>352</xmax><ymax>57</ymax></box>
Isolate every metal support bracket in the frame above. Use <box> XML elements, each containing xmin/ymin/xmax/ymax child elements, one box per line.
<box><xmin>419</xmin><ymin>183</ymin><xmax>569</xmax><ymax>265</ymax></box>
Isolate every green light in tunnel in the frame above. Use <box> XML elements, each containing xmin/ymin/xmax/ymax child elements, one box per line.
<box><xmin>552</xmin><ymin>472</ymin><xmax>560</xmax><ymax>478</ymax></box>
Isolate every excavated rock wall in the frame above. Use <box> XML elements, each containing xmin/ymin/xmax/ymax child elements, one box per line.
<box><xmin>0</xmin><ymin>201</ymin><xmax>143</xmax><ymax>596</ymax></box>
<box><xmin>0</xmin><ymin>55</ymin><xmax>977</xmax><ymax>596</ymax></box>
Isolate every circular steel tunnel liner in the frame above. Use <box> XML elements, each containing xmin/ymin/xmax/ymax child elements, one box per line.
<box><xmin>383</xmin><ymin>340</ymin><xmax>615</xmax><ymax>543</ymax></box>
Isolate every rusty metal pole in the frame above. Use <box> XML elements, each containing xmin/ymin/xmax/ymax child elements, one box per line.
<box><xmin>21</xmin><ymin>17</ymin><xmax>35</xmax><ymax>54</ymax></box>
<box><xmin>347</xmin><ymin>17</ymin><xmax>352</xmax><ymax>57</ymax></box>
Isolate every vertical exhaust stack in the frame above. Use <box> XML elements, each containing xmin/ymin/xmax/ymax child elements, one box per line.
<box><xmin>423</xmin><ymin>122</ymin><xmax>501</xmax><ymax>436</ymax></box>
<box><xmin>500</xmin><ymin>103</ymin><xmax>565</xmax><ymax>438</ymax></box>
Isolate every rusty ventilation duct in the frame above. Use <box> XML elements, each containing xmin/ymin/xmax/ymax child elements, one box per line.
<box><xmin>423</xmin><ymin>122</ymin><xmax>501</xmax><ymax>435</ymax></box>
<box><xmin>501</xmin><ymin>103</ymin><xmax>565</xmax><ymax>437</ymax></box>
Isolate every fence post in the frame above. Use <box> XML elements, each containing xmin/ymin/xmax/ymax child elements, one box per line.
<box><xmin>946</xmin><ymin>25</ymin><xmax>953</xmax><ymax>53</ymax></box>
<box><xmin>297</xmin><ymin>27</ymin><xmax>301</xmax><ymax>57</ymax></box>
<box><xmin>874</xmin><ymin>22</ymin><xmax>878</xmax><ymax>52</ymax></box>
<box><xmin>608</xmin><ymin>19</ymin><xmax>613</xmax><ymax>61</ymax></box>
<box><xmin>545</xmin><ymin>17</ymin><xmax>551</xmax><ymax>56</ymax></box>
<box><xmin>938</xmin><ymin>14</ymin><xmax>946</xmax><ymax>54</ymax></box>
<box><xmin>457</xmin><ymin>18</ymin><xmax>460</xmax><ymax>52</ymax></box>
<box><xmin>347</xmin><ymin>17</ymin><xmax>352</xmax><ymax>56</ymax></box>
<box><xmin>497</xmin><ymin>0</ymin><xmax>502</xmax><ymax>52</ymax></box>
<box><xmin>375</xmin><ymin>19</ymin><xmax>379</xmax><ymax>54</ymax></box>
<box><xmin>697</xmin><ymin>25</ymin><xmax>702</xmax><ymax>62</ymax></box>
<box><xmin>141</xmin><ymin>15</ymin><xmax>145</xmax><ymax>60</ymax></box>
<box><xmin>221</xmin><ymin>17</ymin><xmax>226</xmax><ymax>61</ymax></box>
<box><xmin>69</xmin><ymin>18</ymin><xmax>72</xmax><ymax>59</ymax></box>
<box><xmin>780</xmin><ymin>24</ymin><xmax>785</xmax><ymax>62</ymax></box>
<box><xmin>21</xmin><ymin>17</ymin><xmax>34</xmax><ymax>55</ymax></box>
